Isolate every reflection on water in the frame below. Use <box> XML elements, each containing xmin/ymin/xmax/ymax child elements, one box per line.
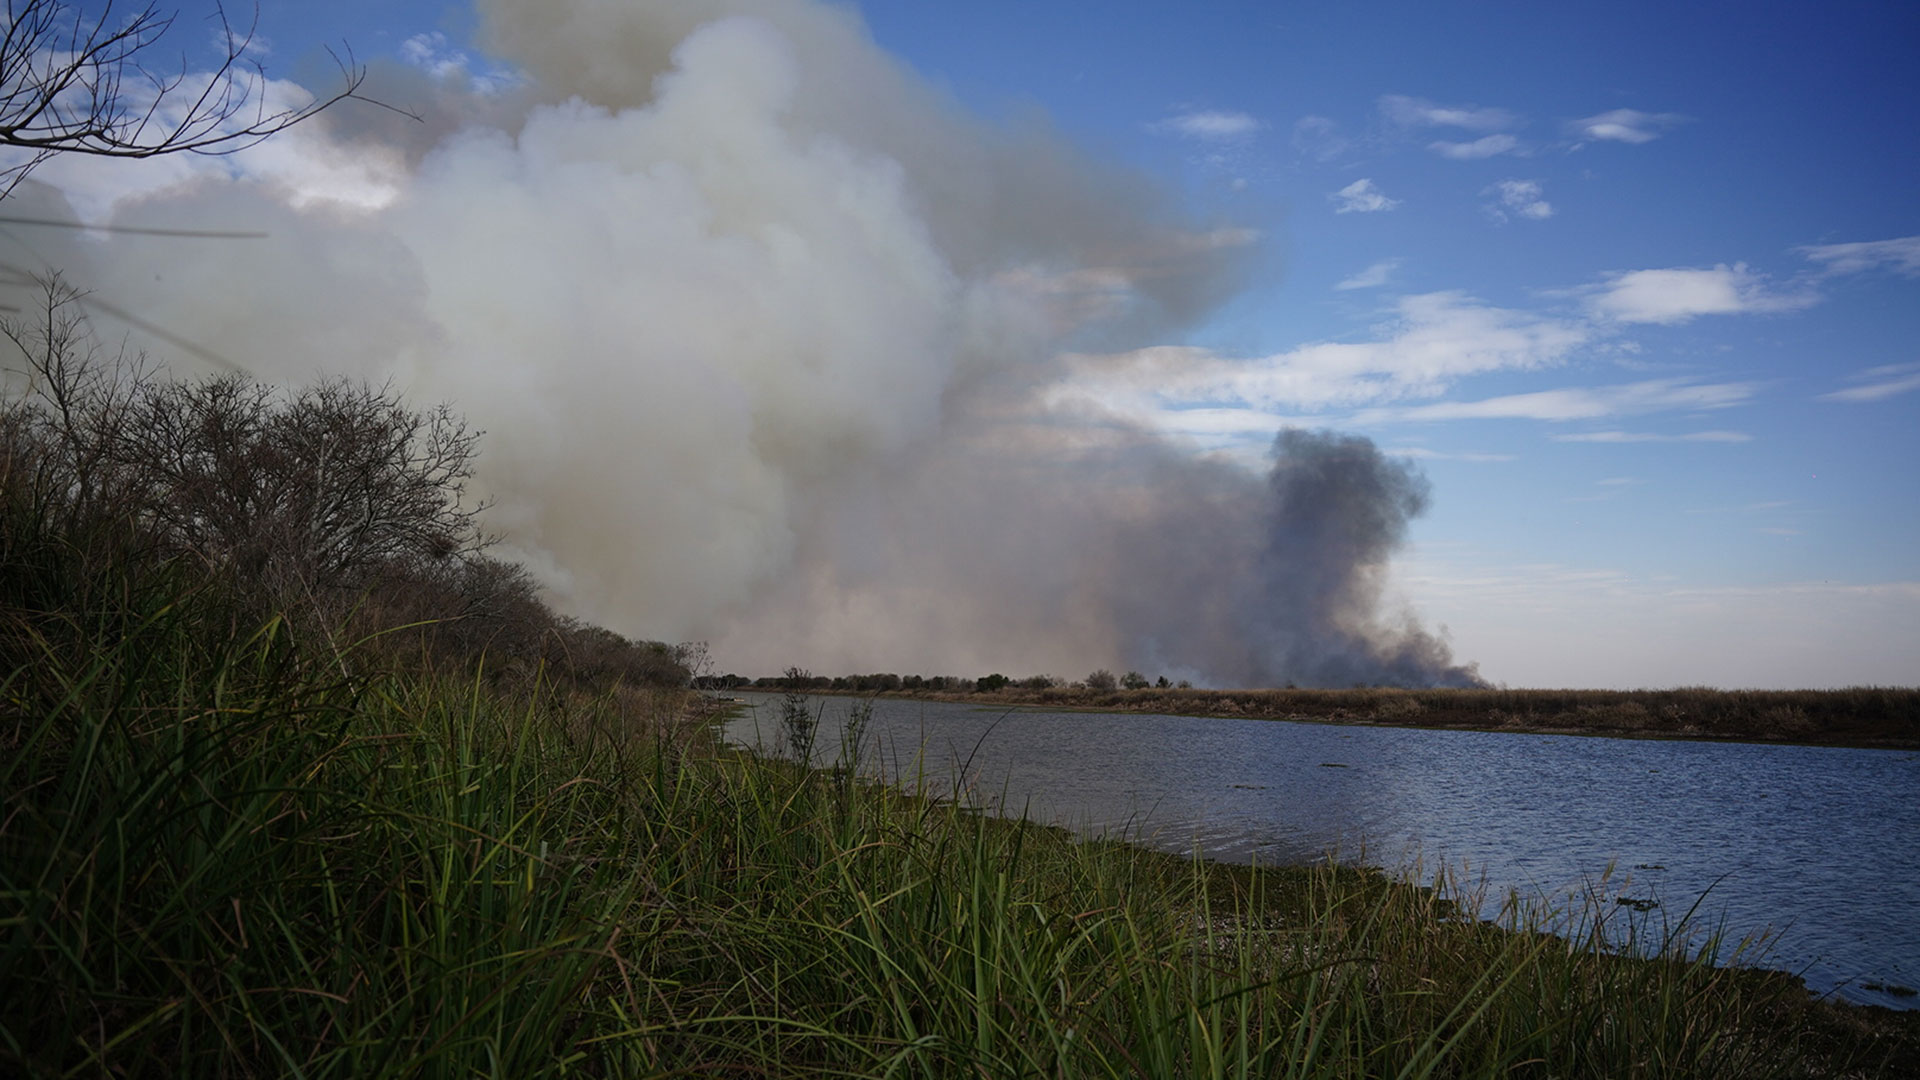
<box><xmin>724</xmin><ymin>693</ymin><xmax>1920</xmax><ymax>1010</ymax></box>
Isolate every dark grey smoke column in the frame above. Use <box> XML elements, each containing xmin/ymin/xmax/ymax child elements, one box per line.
<box><xmin>1239</xmin><ymin>429</ymin><xmax>1482</xmax><ymax>688</ymax></box>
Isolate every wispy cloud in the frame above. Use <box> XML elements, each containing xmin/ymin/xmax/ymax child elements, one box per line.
<box><xmin>401</xmin><ymin>31</ymin><xmax>519</xmax><ymax>94</ymax></box>
<box><xmin>1798</xmin><ymin>235</ymin><xmax>1920</xmax><ymax>278</ymax></box>
<box><xmin>1335</xmin><ymin>258</ymin><xmax>1403</xmax><ymax>290</ymax></box>
<box><xmin>1431</xmin><ymin>134</ymin><xmax>1519</xmax><ymax>159</ymax></box>
<box><xmin>1152</xmin><ymin>110</ymin><xmax>1263</xmax><ymax>140</ymax></box>
<box><xmin>1054</xmin><ymin>292</ymin><xmax>1588</xmax><ymax>424</ymax></box>
<box><xmin>1388</xmin><ymin>446</ymin><xmax>1518</xmax><ymax>462</ymax></box>
<box><xmin>1139</xmin><ymin>407</ymin><xmax>1303</xmax><ymax>438</ymax></box>
<box><xmin>1291</xmin><ymin>115</ymin><xmax>1349</xmax><ymax>161</ymax></box>
<box><xmin>1330</xmin><ymin>178</ymin><xmax>1401</xmax><ymax>213</ymax></box>
<box><xmin>1485</xmin><ymin>178</ymin><xmax>1553</xmax><ymax>221</ymax></box>
<box><xmin>1551</xmin><ymin>429</ymin><xmax>1754</xmax><ymax>443</ymax></box>
<box><xmin>1819</xmin><ymin>362</ymin><xmax>1920</xmax><ymax>403</ymax></box>
<box><xmin>1584</xmin><ymin>264</ymin><xmax>1815</xmax><ymax>324</ymax></box>
<box><xmin>1380</xmin><ymin>94</ymin><xmax>1516</xmax><ymax>131</ymax></box>
<box><xmin>211</xmin><ymin>23</ymin><xmax>272</xmax><ymax>59</ymax></box>
<box><xmin>1355</xmin><ymin>378</ymin><xmax>1758</xmax><ymax>424</ymax></box>
<box><xmin>1570</xmin><ymin>109</ymin><xmax>1685</xmax><ymax>144</ymax></box>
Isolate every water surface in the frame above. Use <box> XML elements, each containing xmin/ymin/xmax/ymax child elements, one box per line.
<box><xmin>725</xmin><ymin>692</ymin><xmax>1920</xmax><ymax>1010</ymax></box>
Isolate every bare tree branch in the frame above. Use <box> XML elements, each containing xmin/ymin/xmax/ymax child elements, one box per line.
<box><xmin>0</xmin><ymin>1</ymin><xmax>401</xmax><ymax>197</ymax></box>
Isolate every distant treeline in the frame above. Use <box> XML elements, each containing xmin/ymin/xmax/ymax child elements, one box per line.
<box><xmin>723</xmin><ymin>671</ymin><xmax>1920</xmax><ymax>749</ymax></box>
<box><xmin>707</xmin><ymin>667</ymin><xmax>1183</xmax><ymax>693</ymax></box>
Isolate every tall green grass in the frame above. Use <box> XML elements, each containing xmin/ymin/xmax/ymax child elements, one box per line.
<box><xmin>1</xmin><ymin>505</ymin><xmax>1899</xmax><ymax>1075</ymax></box>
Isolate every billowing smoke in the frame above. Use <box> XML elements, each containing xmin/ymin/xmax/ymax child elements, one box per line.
<box><xmin>718</xmin><ymin>424</ymin><xmax>1480</xmax><ymax>687</ymax></box>
<box><xmin>0</xmin><ymin>0</ymin><xmax>1478</xmax><ymax>687</ymax></box>
<box><xmin>1250</xmin><ymin>430</ymin><xmax>1480</xmax><ymax>687</ymax></box>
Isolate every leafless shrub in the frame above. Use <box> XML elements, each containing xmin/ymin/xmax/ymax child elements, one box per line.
<box><xmin>542</xmin><ymin>618</ymin><xmax>691</xmax><ymax>691</ymax></box>
<box><xmin>351</xmin><ymin>554</ymin><xmax>554</xmax><ymax>674</ymax></box>
<box><xmin>2</xmin><ymin>279</ymin><xmax>490</xmax><ymax>615</ymax></box>
<box><xmin>0</xmin><ymin>276</ymin><xmax>154</xmax><ymax>528</ymax></box>
<box><xmin>121</xmin><ymin>373</ymin><xmax>491</xmax><ymax>605</ymax></box>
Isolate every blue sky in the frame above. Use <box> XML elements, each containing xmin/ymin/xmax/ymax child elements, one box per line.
<box><xmin>861</xmin><ymin>0</ymin><xmax>1920</xmax><ymax>688</ymax></box>
<box><xmin>20</xmin><ymin>1</ymin><xmax>1918</xmax><ymax>687</ymax></box>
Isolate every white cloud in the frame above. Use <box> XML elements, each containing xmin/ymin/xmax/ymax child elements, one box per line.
<box><xmin>1153</xmin><ymin>110</ymin><xmax>1262</xmax><ymax>139</ymax></box>
<box><xmin>1380</xmin><ymin>94</ymin><xmax>1516</xmax><ymax>131</ymax></box>
<box><xmin>211</xmin><ymin>23</ymin><xmax>272</xmax><ymax>59</ymax></box>
<box><xmin>1354</xmin><ymin>378</ymin><xmax>1758</xmax><ymax>424</ymax></box>
<box><xmin>401</xmin><ymin>31</ymin><xmax>519</xmax><ymax>94</ymax></box>
<box><xmin>1570</xmin><ymin>109</ymin><xmax>1684</xmax><ymax>144</ymax></box>
<box><xmin>1430</xmin><ymin>134</ymin><xmax>1519</xmax><ymax>159</ymax></box>
<box><xmin>402</xmin><ymin>32</ymin><xmax>466</xmax><ymax>78</ymax></box>
<box><xmin>1054</xmin><ymin>291</ymin><xmax>1588</xmax><ymax>426</ymax></box>
<box><xmin>1552</xmin><ymin>429</ymin><xmax>1754</xmax><ymax>443</ymax></box>
<box><xmin>1485</xmin><ymin>179</ymin><xmax>1552</xmax><ymax>221</ymax></box>
<box><xmin>1330</xmin><ymin>178</ymin><xmax>1400</xmax><ymax>213</ymax></box>
<box><xmin>1819</xmin><ymin>362</ymin><xmax>1920</xmax><ymax>403</ymax></box>
<box><xmin>1335</xmin><ymin>258</ymin><xmax>1403</xmax><ymax>290</ymax></box>
<box><xmin>1798</xmin><ymin>235</ymin><xmax>1920</xmax><ymax>277</ymax></box>
<box><xmin>1388</xmin><ymin>446</ymin><xmax>1517</xmax><ymax>462</ymax></box>
<box><xmin>1585</xmin><ymin>264</ymin><xmax>1815</xmax><ymax>324</ymax></box>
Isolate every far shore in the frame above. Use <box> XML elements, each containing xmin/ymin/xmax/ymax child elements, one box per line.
<box><xmin>737</xmin><ymin>685</ymin><xmax>1920</xmax><ymax>751</ymax></box>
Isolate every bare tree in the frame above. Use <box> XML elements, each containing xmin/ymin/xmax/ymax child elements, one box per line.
<box><xmin>0</xmin><ymin>273</ymin><xmax>152</xmax><ymax>525</ymax></box>
<box><xmin>3</xmin><ymin>277</ymin><xmax>490</xmax><ymax>609</ymax></box>
<box><xmin>0</xmin><ymin>1</ymin><xmax>377</xmax><ymax>196</ymax></box>
<box><xmin>119</xmin><ymin>373</ymin><xmax>491</xmax><ymax>596</ymax></box>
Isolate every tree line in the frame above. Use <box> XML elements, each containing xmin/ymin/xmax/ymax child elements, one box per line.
<box><xmin>708</xmin><ymin>668</ymin><xmax>1191</xmax><ymax>693</ymax></box>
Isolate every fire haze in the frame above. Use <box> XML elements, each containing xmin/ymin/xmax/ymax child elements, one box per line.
<box><xmin>2</xmin><ymin>0</ymin><xmax>1479</xmax><ymax>688</ymax></box>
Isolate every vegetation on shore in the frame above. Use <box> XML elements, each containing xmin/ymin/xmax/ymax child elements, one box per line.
<box><xmin>736</xmin><ymin>675</ymin><xmax>1920</xmax><ymax>750</ymax></box>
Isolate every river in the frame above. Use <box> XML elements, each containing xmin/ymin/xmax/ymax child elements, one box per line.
<box><xmin>723</xmin><ymin>692</ymin><xmax>1920</xmax><ymax>1010</ymax></box>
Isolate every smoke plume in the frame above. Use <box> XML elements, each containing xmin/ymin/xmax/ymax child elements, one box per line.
<box><xmin>1</xmin><ymin>0</ymin><xmax>1479</xmax><ymax>687</ymax></box>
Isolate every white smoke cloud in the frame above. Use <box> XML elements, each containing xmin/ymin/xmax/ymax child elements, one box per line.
<box><xmin>6</xmin><ymin>0</ymin><xmax>1473</xmax><ymax>687</ymax></box>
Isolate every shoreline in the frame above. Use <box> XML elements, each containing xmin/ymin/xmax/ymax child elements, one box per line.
<box><xmin>703</xmin><ymin>715</ymin><xmax>1920</xmax><ymax>1065</ymax></box>
<box><xmin>711</xmin><ymin>696</ymin><xmax>1920</xmax><ymax>1018</ymax></box>
<box><xmin>749</xmin><ymin>686</ymin><xmax>1920</xmax><ymax>751</ymax></box>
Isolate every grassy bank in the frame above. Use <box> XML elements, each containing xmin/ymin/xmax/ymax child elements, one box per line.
<box><xmin>6</xmin><ymin>598</ymin><xmax>1918</xmax><ymax>1074</ymax></box>
<box><xmin>875</xmin><ymin>685</ymin><xmax>1920</xmax><ymax>749</ymax></box>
